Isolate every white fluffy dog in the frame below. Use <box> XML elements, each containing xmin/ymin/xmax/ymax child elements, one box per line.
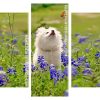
<box><xmin>33</xmin><ymin>27</ymin><xmax>63</xmax><ymax>67</ymax></box>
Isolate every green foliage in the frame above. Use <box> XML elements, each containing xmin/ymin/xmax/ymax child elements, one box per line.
<box><xmin>0</xmin><ymin>13</ymin><xmax>28</xmax><ymax>87</ymax></box>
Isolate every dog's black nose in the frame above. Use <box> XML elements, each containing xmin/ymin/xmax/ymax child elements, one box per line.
<box><xmin>50</xmin><ymin>30</ymin><xmax>55</xmax><ymax>35</ymax></box>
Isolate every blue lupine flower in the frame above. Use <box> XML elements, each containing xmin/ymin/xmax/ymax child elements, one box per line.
<box><xmin>78</xmin><ymin>56</ymin><xmax>85</xmax><ymax>63</ymax></box>
<box><xmin>0</xmin><ymin>71</ymin><xmax>8</xmax><ymax>86</ymax></box>
<box><xmin>72</xmin><ymin>60</ymin><xmax>80</xmax><ymax>67</ymax></box>
<box><xmin>85</xmin><ymin>48</ymin><xmax>89</xmax><ymax>53</ymax></box>
<box><xmin>12</xmin><ymin>39</ymin><xmax>17</xmax><ymax>44</ymax></box>
<box><xmin>31</xmin><ymin>64</ymin><xmax>35</xmax><ymax>72</ymax></box>
<box><xmin>40</xmin><ymin>61</ymin><xmax>48</xmax><ymax>69</ymax></box>
<box><xmin>78</xmin><ymin>36</ymin><xmax>88</xmax><ymax>43</ymax></box>
<box><xmin>62</xmin><ymin>41</ymin><xmax>67</xmax><ymax>52</ymax></box>
<box><xmin>38</xmin><ymin>56</ymin><xmax>45</xmax><ymax>64</ymax></box>
<box><xmin>0</xmin><ymin>66</ymin><xmax>3</xmax><ymax>71</ymax></box>
<box><xmin>62</xmin><ymin>41</ymin><xmax>66</xmax><ymax>49</ymax></box>
<box><xmin>72</xmin><ymin>58</ymin><xmax>81</xmax><ymax>67</ymax></box>
<box><xmin>57</xmin><ymin>70</ymin><xmax>64</xmax><ymax>79</ymax></box>
<box><xmin>82</xmin><ymin>68</ymin><xmax>92</xmax><ymax>75</ymax></box>
<box><xmin>64</xmin><ymin>90</ymin><xmax>68</xmax><ymax>96</ymax></box>
<box><xmin>54</xmin><ymin>77</ymin><xmax>58</xmax><ymax>85</ymax></box>
<box><xmin>96</xmin><ymin>83</ymin><xmax>100</xmax><ymax>87</ymax></box>
<box><xmin>61</xmin><ymin>52</ymin><xmax>68</xmax><ymax>66</ymax></box>
<box><xmin>24</xmin><ymin>62</ymin><xmax>29</xmax><ymax>67</ymax></box>
<box><xmin>85</xmin><ymin>62</ymin><xmax>90</xmax><ymax>68</ymax></box>
<box><xmin>52</xmin><ymin>70</ymin><xmax>64</xmax><ymax>85</ymax></box>
<box><xmin>72</xmin><ymin>67</ymin><xmax>78</xmax><ymax>76</ymax></box>
<box><xmin>95</xmin><ymin>39</ymin><xmax>100</xmax><ymax>42</ymax></box>
<box><xmin>23</xmin><ymin>66</ymin><xmax>29</xmax><ymax>73</ymax></box>
<box><xmin>38</xmin><ymin>56</ymin><xmax>48</xmax><ymax>69</ymax></box>
<box><xmin>23</xmin><ymin>62</ymin><xmax>29</xmax><ymax>72</ymax></box>
<box><xmin>49</xmin><ymin>64</ymin><xmax>57</xmax><ymax>79</ymax></box>
<box><xmin>7</xmin><ymin>67</ymin><xmax>16</xmax><ymax>74</ymax></box>
<box><xmin>71</xmin><ymin>58</ymin><xmax>75</xmax><ymax>64</ymax></box>
<box><xmin>73</xmin><ymin>85</ymin><xmax>78</xmax><ymax>87</ymax></box>
<box><xmin>63</xmin><ymin>67</ymin><xmax>68</xmax><ymax>77</ymax></box>
<box><xmin>49</xmin><ymin>64</ymin><xmax>63</xmax><ymax>85</ymax></box>
<box><xmin>53</xmin><ymin>70</ymin><xmax>64</xmax><ymax>85</ymax></box>
<box><xmin>95</xmin><ymin>52</ymin><xmax>100</xmax><ymax>58</ymax></box>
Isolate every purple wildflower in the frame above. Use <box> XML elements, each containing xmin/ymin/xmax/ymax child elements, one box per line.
<box><xmin>82</xmin><ymin>68</ymin><xmax>92</xmax><ymax>75</ymax></box>
<box><xmin>49</xmin><ymin>64</ymin><xmax>57</xmax><ymax>80</ymax></box>
<box><xmin>95</xmin><ymin>39</ymin><xmax>100</xmax><ymax>42</ymax></box>
<box><xmin>64</xmin><ymin>90</ymin><xmax>68</xmax><ymax>96</ymax></box>
<box><xmin>12</xmin><ymin>39</ymin><xmax>17</xmax><ymax>44</ymax></box>
<box><xmin>63</xmin><ymin>67</ymin><xmax>68</xmax><ymax>77</ymax></box>
<box><xmin>85</xmin><ymin>62</ymin><xmax>90</xmax><ymax>68</ymax></box>
<box><xmin>31</xmin><ymin>64</ymin><xmax>35</xmax><ymax>72</ymax></box>
<box><xmin>61</xmin><ymin>52</ymin><xmax>68</xmax><ymax>66</ymax></box>
<box><xmin>96</xmin><ymin>83</ymin><xmax>100</xmax><ymax>87</ymax></box>
<box><xmin>78</xmin><ymin>56</ymin><xmax>85</xmax><ymax>63</ymax></box>
<box><xmin>0</xmin><ymin>71</ymin><xmax>8</xmax><ymax>86</ymax></box>
<box><xmin>23</xmin><ymin>62</ymin><xmax>29</xmax><ymax>72</ymax></box>
<box><xmin>0</xmin><ymin>66</ymin><xmax>3</xmax><ymax>71</ymax></box>
<box><xmin>95</xmin><ymin>52</ymin><xmax>100</xmax><ymax>59</ymax></box>
<box><xmin>72</xmin><ymin>60</ymin><xmax>80</xmax><ymax>67</ymax></box>
<box><xmin>62</xmin><ymin>41</ymin><xmax>67</xmax><ymax>52</ymax></box>
<box><xmin>7</xmin><ymin>67</ymin><xmax>16</xmax><ymax>74</ymax></box>
<box><xmin>57</xmin><ymin>70</ymin><xmax>64</xmax><ymax>79</ymax></box>
<box><xmin>40</xmin><ymin>61</ymin><xmax>48</xmax><ymax>69</ymax></box>
<box><xmin>85</xmin><ymin>48</ymin><xmax>89</xmax><ymax>53</ymax></box>
<box><xmin>73</xmin><ymin>85</ymin><xmax>78</xmax><ymax>87</ymax></box>
<box><xmin>78</xmin><ymin>36</ymin><xmax>88</xmax><ymax>43</ymax></box>
<box><xmin>38</xmin><ymin>56</ymin><xmax>45</xmax><ymax>64</ymax></box>
<box><xmin>72</xmin><ymin>67</ymin><xmax>78</xmax><ymax>76</ymax></box>
<box><xmin>38</xmin><ymin>56</ymin><xmax>48</xmax><ymax>69</ymax></box>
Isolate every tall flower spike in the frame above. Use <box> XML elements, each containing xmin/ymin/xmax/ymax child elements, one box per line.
<box><xmin>7</xmin><ymin>67</ymin><xmax>16</xmax><ymax>74</ymax></box>
<box><xmin>0</xmin><ymin>71</ymin><xmax>8</xmax><ymax>86</ymax></box>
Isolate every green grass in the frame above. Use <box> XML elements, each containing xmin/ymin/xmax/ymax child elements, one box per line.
<box><xmin>31</xmin><ymin>70</ymin><xmax>68</xmax><ymax>96</ymax></box>
<box><xmin>72</xmin><ymin>13</ymin><xmax>100</xmax><ymax>87</ymax></box>
<box><xmin>31</xmin><ymin>4</ymin><xmax>68</xmax><ymax>96</ymax></box>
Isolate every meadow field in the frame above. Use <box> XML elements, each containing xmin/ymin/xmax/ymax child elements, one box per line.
<box><xmin>31</xmin><ymin>4</ymin><xmax>68</xmax><ymax>96</ymax></box>
<box><xmin>0</xmin><ymin>13</ymin><xmax>28</xmax><ymax>87</ymax></box>
<box><xmin>72</xmin><ymin>13</ymin><xmax>100</xmax><ymax>87</ymax></box>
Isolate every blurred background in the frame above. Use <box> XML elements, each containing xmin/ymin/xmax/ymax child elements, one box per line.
<box><xmin>0</xmin><ymin>13</ymin><xmax>28</xmax><ymax>34</ymax></box>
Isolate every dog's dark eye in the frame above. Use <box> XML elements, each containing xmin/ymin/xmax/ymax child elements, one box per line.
<box><xmin>46</xmin><ymin>32</ymin><xmax>49</xmax><ymax>34</ymax></box>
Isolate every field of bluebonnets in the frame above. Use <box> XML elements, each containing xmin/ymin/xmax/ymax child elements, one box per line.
<box><xmin>31</xmin><ymin>4</ymin><xmax>68</xmax><ymax>96</ymax></box>
<box><xmin>72</xmin><ymin>13</ymin><xmax>100</xmax><ymax>87</ymax></box>
<box><xmin>0</xmin><ymin>13</ymin><xmax>28</xmax><ymax>87</ymax></box>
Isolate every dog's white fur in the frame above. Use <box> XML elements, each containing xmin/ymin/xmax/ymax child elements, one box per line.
<box><xmin>33</xmin><ymin>27</ymin><xmax>62</xmax><ymax>67</ymax></box>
